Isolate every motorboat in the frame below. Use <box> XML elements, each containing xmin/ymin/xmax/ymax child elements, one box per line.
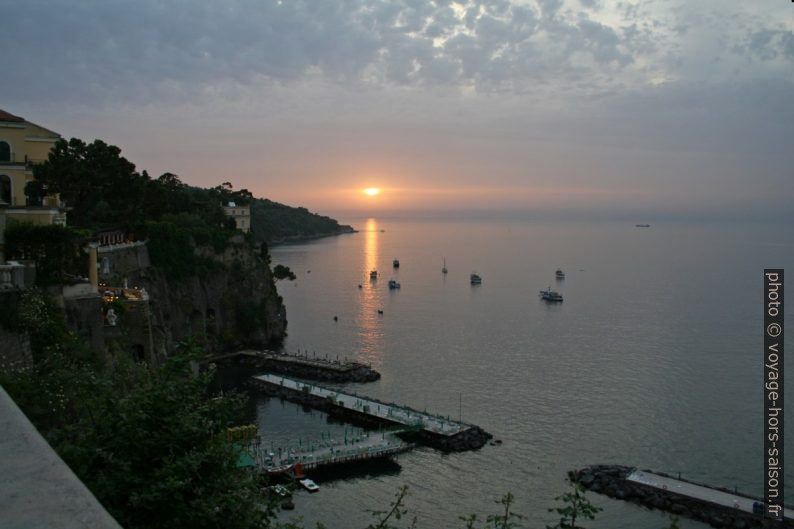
<box><xmin>555</xmin><ymin>269</ymin><xmax>565</xmax><ymax>280</ymax></box>
<box><xmin>369</xmin><ymin>270</ymin><xmax>378</xmax><ymax>280</ymax></box>
<box><xmin>539</xmin><ymin>287</ymin><xmax>563</xmax><ymax>302</ymax></box>
<box><xmin>393</xmin><ymin>259</ymin><xmax>400</xmax><ymax>268</ymax></box>
<box><xmin>299</xmin><ymin>478</ymin><xmax>320</xmax><ymax>493</ymax></box>
<box><xmin>470</xmin><ymin>273</ymin><xmax>482</xmax><ymax>285</ymax></box>
<box><xmin>388</xmin><ymin>279</ymin><xmax>401</xmax><ymax>289</ymax></box>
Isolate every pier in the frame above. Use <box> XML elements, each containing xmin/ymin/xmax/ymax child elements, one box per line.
<box><xmin>245</xmin><ymin>428</ymin><xmax>413</xmax><ymax>475</ymax></box>
<box><xmin>572</xmin><ymin>465</ymin><xmax>794</xmax><ymax>528</ymax></box>
<box><xmin>249</xmin><ymin>374</ymin><xmax>491</xmax><ymax>451</ymax></box>
<box><xmin>207</xmin><ymin>349</ymin><xmax>381</xmax><ymax>382</ymax></box>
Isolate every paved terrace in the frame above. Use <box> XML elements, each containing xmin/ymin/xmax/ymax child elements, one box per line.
<box><xmin>253</xmin><ymin>373</ymin><xmax>469</xmax><ymax>436</ymax></box>
<box><xmin>628</xmin><ymin>470</ymin><xmax>794</xmax><ymax>520</ymax></box>
<box><xmin>250</xmin><ymin>428</ymin><xmax>411</xmax><ymax>474</ymax></box>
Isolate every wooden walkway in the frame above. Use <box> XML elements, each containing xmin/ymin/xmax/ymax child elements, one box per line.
<box><xmin>628</xmin><ymin>470</ymin><xmax>794</xmax><ymax>519</ymax></box>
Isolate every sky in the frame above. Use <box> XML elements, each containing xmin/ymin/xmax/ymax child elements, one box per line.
<box><xmin>3</xmin><ymin>0</ymin><xmax>792</xmax><ymax>220</ymax></box>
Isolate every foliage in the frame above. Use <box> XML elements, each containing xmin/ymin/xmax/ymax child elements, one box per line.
<box><xmin>250</xmin><ymin>198</ymin><xmax>351</xmax><ymax>244</ymax></box>
<box><xmin>665</xmin><ymin>515</ymin><xmax>681</xmax><ymax>529</ymax></box>
<box><xmin>33</xmin><ymin>138</ymin><xmax>147</xmax><ymax>228</ymax></box>
<box><xmin>273</xmin><ymin>264</ymin><xmax>296</xmax><ymax>281</ymax></box>
<box><xmin>459</xmin><ymin>492</ymin><xmax>524</xmax><ymax>529</ymax></box>
<box><xmin>0</xmin><ymin>340</ymin><xmax>277</xmax><ymax>529</ymax></box>
<box><xmin>143</xmin><ymin>218</ymin><xmax>225</xmax><ymax>279</ymax></box>
<box><xmin>366</xmin><ymin>485</ymin><xmax>416</xmax><ymax>529</ymax></box>
<box><xmin>0</xmin><ymin>289</ymin><xmax>90</xmax><ymax>363</ymax></box>
<box><xmin>3</xmin><ymin>221</ymin><xmax>88</xmax><ymax>286</ymax></box>
<box><xmin>547</xmin><ymin>481</ymin><xmax>602</xmax><ymax>529</ymax></box>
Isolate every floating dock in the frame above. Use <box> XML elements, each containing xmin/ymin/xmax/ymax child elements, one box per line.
<box><xmin>246</xmin><ymin>428</ymin><xmax>412</xmax><ymax>475</ymax></box>
<box><xmin>572</xmin><ymin>465</ymin><xmax>794</xmax><ymax>528</ymax></box>
<box><xmin>249</xmin><ymin>374</ymin><xmax>491</xmax><ymax>451</ymax></box>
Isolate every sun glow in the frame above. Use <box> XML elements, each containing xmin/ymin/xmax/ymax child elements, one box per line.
<box><xmin>363</xmin><ymin>187</ymin><xmax>381</xmax><ymax>196</ymax></box>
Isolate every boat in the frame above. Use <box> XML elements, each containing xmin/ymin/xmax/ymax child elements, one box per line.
<box><xmin>369</xmin><ymin>270</ymin><xmax>378</xmax><ymax>280</ymax></box>
<box><xmin>393</xmin><ymin>259</ymin><xmax>400</xmax><ymax>268</ymax></box>
<box><xmin>442</xmin><ymin>258</ymin><xmax>448</xmax><ymax>274</ymax></box>
<box><xmin>470</xmin><ymin>273</ymin><xmax>482</xmax><ymax>285</ymax></box>
<box><xmin>299</xmin><ymin>478</ymin><xmax>320</xmax><ymax>493</ymax></box>
<box><xmin>635</xmin><ymin>224</ymin><xmax>651</xmax><ymax>228</ymax></box>
<box><xmin>388</xmin><ymin>279</ymin><xmax>401</xmax><ymax>289</ymax></box>
<box><xmin>539</xmin><ymin>287</ymin><xmax>563</xmax><ymax>302</ymax></box>
<box><xmin>555</xmin><ymin>269</ymin><xmax>565</xmax><ymax>280</ymax></box>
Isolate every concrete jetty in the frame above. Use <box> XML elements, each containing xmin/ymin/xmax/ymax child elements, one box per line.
<box><xmin>249</xmin><ymin>374</ymin><xmax>491</xmax><ymax>451</ymax></box>
<box><xmin>572</xmin><ymin>465</ymin><xmax>794</xmax><ymax>528</ymax></box>
<box><xmin>207</xmin><ymin>349</ymin><xmax>381</xmax><ymax>382</ymax></box>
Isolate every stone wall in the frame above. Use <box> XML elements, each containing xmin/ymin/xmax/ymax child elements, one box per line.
<box><xmin>97</xmin><ymin>241</ymin><xmax>149</xmax><ymax>285</ymax></box>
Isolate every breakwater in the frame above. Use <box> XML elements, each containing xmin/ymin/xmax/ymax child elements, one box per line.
<box><xmin>248</xmin><ymin>374</ymin><xmax>491</xmax><ymax>452</ymax></box>
<box><xmin>208</xmin><ymin>349</ymin><xmax>380</xmax><ymax>383</ymax></box>
<box><xmin>571</xmin><ymin>465</ymin><xmax>793</xmax><ymax>528</ymax></box>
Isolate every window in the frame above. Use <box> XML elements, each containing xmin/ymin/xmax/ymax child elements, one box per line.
<box><xmin>0</xmin><ymin>141</ymin><xmax>9</xmax><ymax>162</ymax></box>
<box><xmin>0</xmin><ymin>174</ymin><xmax>11</xmax><ymax>204</ymax></box>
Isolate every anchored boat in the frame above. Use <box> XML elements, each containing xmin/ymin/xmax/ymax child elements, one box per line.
<box><xmin>393</xmin><ymin>259</ymin><xmax>400</xmax><ymax>268</ymax></box>
<box><xmin>540</xmin><ymin>287</ymin><xmax>563</xmax><ymax>302</ymax></box>
<box><xmin>470</xmin><ymin>273</ymin><xmax>482</xmax><ymax>285</ymax></box>
<box><xmin>388</xmin><ymin>279</ymin><xmax>401</xmax><ymax>289</ymax></box>
<box><xmin>555</xmin><ymin>269</ymin><xmax>565</xmax><ymax>280</ymax></box>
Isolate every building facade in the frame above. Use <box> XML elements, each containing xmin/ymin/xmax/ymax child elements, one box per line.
<box><xmin>0</xmin><ymin>109</ymin><xmax>66</xmax><ymax>226</ymax></box>
<box><xmin>222</xmin><ymin>201</ymin><xmax>251</xmax><ymax>233</ymax></box>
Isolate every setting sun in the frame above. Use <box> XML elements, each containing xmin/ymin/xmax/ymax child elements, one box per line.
<box><xmin>363</xmin><ymin>187</ymin><xmax>381</xmax><ymax>196</ymax></box>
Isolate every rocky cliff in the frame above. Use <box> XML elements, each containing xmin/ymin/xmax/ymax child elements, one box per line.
<box><xmin>135</xmin><ymin>243</ymin><xmax>287</xmax><ymax>360</ymax></box>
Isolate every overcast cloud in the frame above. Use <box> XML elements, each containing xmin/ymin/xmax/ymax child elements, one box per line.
<box><xmin>2</xmin><ymin>0</ymin><xmax>792</xmax><ymax>219</ymax></box>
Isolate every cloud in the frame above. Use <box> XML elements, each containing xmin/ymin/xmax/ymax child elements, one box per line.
<box><xmin>6</xmin><ymin>0</ymin><xmax>788</xmax><ymax>106</ymax></box>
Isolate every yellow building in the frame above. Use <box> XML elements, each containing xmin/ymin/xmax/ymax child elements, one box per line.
<box><xmin>222</xmin><ymin>201</ymin><xmax>251</xmax><ymax>233</ymax></box>
<box><xmin>0</xmin><ymin>109</ymin><xmax>66</xmax><ymax>226</ymax></box>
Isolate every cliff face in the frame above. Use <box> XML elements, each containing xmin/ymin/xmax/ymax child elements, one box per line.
<box><xmin>101</xmin><ymin>240</ymin><xmax>287</xmax><ymax>361</ymax></box>
<box><xmin>138</xmin><ymin>246</ymin><xmax>286</xmax><ymax>360</ymax></box>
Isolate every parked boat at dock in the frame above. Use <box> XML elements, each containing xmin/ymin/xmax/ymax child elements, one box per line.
<box><xmin>299</xmin><ymin>478</ymin><xmax>320</xmax><ymax>492</ymax></box>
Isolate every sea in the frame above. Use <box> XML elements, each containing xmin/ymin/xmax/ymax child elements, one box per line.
<box><xmin>248</xmin><ymin>217</ymin><xmax>793</xmax><ymax>529</ymax></box>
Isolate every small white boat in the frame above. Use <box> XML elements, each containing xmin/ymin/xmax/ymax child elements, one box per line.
<box><xmin>299</xmin><ymin>478</ymin><xmax>320</xmax><ymax>492</ymax></box>
<box><xmin>555</xmin><ymin>269</ymin><xmax>565</xmax><ymax>280</ymax></box>
<box><xmin>388</xmin><ymin>279</ymin><xmax>401</xmax><ymax>289</ymax></box>
<box><xmin>470</xmin><ymin>273</ymin><xmax>482</xmax><ymax>285</ymax></box>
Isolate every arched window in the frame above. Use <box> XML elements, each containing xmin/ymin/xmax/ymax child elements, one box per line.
<box><xmin>0</xmin><ymin>141</ymin><xmax>10</xmax><ymax>162</ymax></box>
<box><xmin>0</xmin><ymin>174</ymin><xmax>11</xmax><ymax>204</ymax></box>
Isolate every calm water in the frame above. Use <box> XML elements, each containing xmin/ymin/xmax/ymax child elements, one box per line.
<box><xmin>255</xmin><ymin>218</ymin><xmax>793</xmax><ymax>529</ymax></box>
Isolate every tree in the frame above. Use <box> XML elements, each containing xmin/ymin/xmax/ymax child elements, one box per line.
<box><xmin>273</xmin><ymin>264</ymin><xmax>296</xmax><ymax>281</ymax></box>
<box><xmin>1</xmin><ymin>339</ymin><xmax>276</xmax><ymax>529</ymax></box>
<box><xmin>33</xmin><ymin>138</ymin><xmax>148</xmax><ymax>228</ymax></box>
<box><xmin>547</xmin><ymin>482</ymin><xmax>602</xmax><ymax>529</ymax></box>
